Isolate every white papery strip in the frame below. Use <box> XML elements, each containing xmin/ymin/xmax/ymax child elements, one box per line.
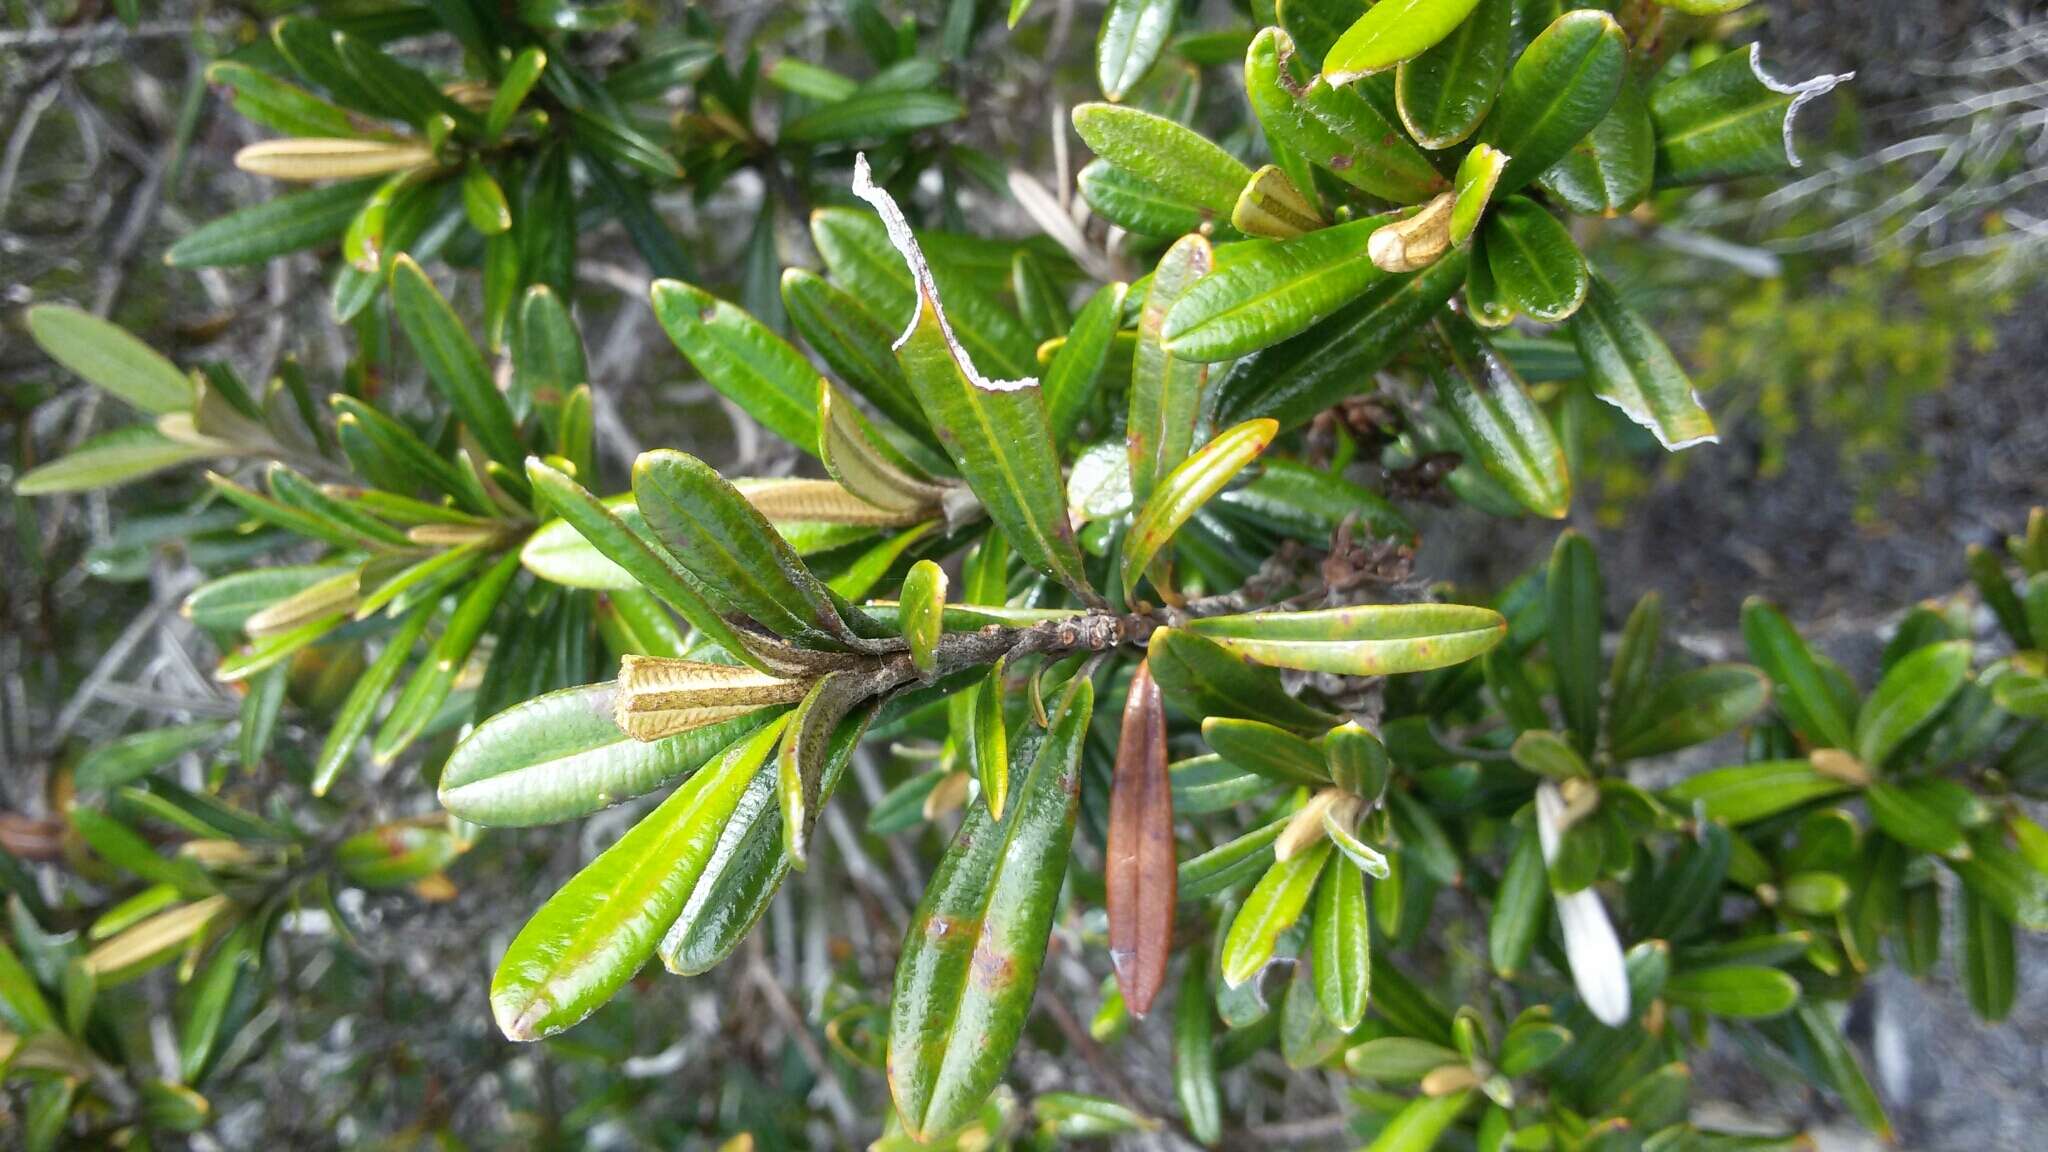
<box><xmin>1537</xmin><ymin>781</ymin><xmax>1632</xmax><ymax>1028</ymax></box>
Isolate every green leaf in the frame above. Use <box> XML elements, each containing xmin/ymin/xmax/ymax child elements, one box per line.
<box><xmin>1482</xmin><ymin>196</ymin><xmax>1587</xmax><ymax>322</ymax></box>
<box><xmin>1165</xmin><ymin>214</ymin><xmax>1400</xmax><ymax>363</ymax></box>
<box><xmin>1392</xmin><ymin>0</ymin><xmax>1509</xmax><ymax>149</ymax></box>
<box><xmin>1175</xmin><ymin>949</ymin><xmax>1222</xmax><ymax>1145</ymax></box>
<box><xmin>1345</xmin><ymin>1036</ymin><xmax>1462</xmax><ymax>1081</ymax></box>
<box><xmin>1129</xmin><ymin>235</ymin><xmax>1216</xmax><ymax>511</ymax></box>
<box><xmin>1323</xmin><ymin>722</ymin><xmax>1390</xmax><ymax>798</ymax></box>
<box><xmin>74</xmin><ymin>721</ymin><xmax>228</xmax><ymax>791</ymax></box>
<box><xmin>70</xmin><ymin>808</ymin><xmax>213</xmax><ymax>895</ymax></box>
<box><xmin>851</xmin><ymin>160</ymin><xmax>1098</xmax><ymax>602</ymax></box>
<box><xmin>1186</xmin><ymin>602</ymin><xmax>1505</xmax><ymax>676</ymax></box>
<box><xmin>439</xmin><ymin>682</ymin><xmax>779</xmax><ymax>826</ymax></box>
<box><xmin>819</xmin><ymin>383</ymin><xmax>951</xmax><ymax>518</ymax></box>
<box><xmin>777</xmin><ymin>671</ymin><xmax>878</xmax><ymax>866</ymax></box>
<box><xmin>1650</xmin><ymin>45</ymin><xmax>1851</xmax><ymax>187</ymax></box>
<box><xmin>968</xmin><ymin>660</ymin><xmax>1010</xmax><ymax>820</ymax></box>
<box><xmin>1960</xmin><ymin>886</ymin><xmax>2017</xmax><ymax>1022</ymax></box>
<box><xmin>1427</xmin><ymin>316</ymin><xmax>1570</xmax><ymax>518</ymax></box>
<box><xmin>663</xmin><ymin>704</ymin><xmax>869</xmax><ymax>975</ymax></box>
<box><xmin>1665</xmin><ymin>761</ymin><xmax>1855</xmax><ymax>826</ymax></box>
<box><xmin>1214</xmin><ymin>457</ymin><xmax>1413</xmax><ymax>547</ymax></box>
<box><xmin>1171</xmin><ymin>754</ymin><xmax>1269</xmax><ymax>815</ymax></box>
<box><xmin>1610</xmin><ymin>665</ymin><xmax>1770</xmax><ymax>760</ymax></box>
<box><xmin>1212</xmin><ymin>251</ymin><xmax>1467</xmax><ymax>432</ymax></box>
<box><xmin>485</xmin><ymin>46</ymin><xmax>547</xmax><ymax>140</ymax></box>
<box><xmin>14</xmin><ymin>425</ymin><xmax>219</xmax><ymax>495</ymax></box>
<box><xmin>1011</xmin><ymin>251</ymin><xmax>1071</xmax><ymax>344</ymax></box>
<box><xmin>1071</xmin><ymin>102</ymin><xmax>1253</xmax><ymax>217</ymax></box>
<box><xmin>27</xmin><ymin>305</ymin><xmax>193</xmax><ymax>415</ymax></box>
<box><xmin>1539</xmin><ymin>73</ymin><xmax>1653</xmax><ymax>215</ymax></box>
<box><xmin>1326</xmin><ymin>0</ymin><xmax>1484</xmax><ymax>82</ymax></box>
<box><xmin>1855</xmin><ymin>640</ymin><xmax>1972</xmax><ymax>769</ymax></box>
<box><xmin>370</xmin><ymin>551</ymin><xmax>520</xmax><ymax>762</ymax></box>
<box><xmin>172</xmin><ymin>178</ymin><xmax>376</xmax><ymax>267</ymax></box>
<box><xmin>1246</xmin><ymin>28</ymin><xmax>1447</xmax><ymax>205</ymax></box>
<box><xmin>1742</xmin><ymin>597</ymin><xmax>1856</xmax><ymax>751</ymax></box>
<box><xmin>1449</xmin><ymin>143</ymin><xmax>1508</xmax><ymax>247</ymax></box>
<box><xmin>901</xmin><ymin>559</ymin><xmax>946</xmax><ymax>675</ymax></box>
<box><xmin>1312</xmin><ymin>853</ymin><xmax>1371</xmax><ymax>1030</ymax></box>
<box><xmin>1077</xmin><ymin>159</ymin><xmax>1211</xmax><ymax>237</ymax></box>
<box><xmin>1966</xmin><ymin>545</ymin><xmax>2031</xmax><ymax>649</ymax></box>
<box><xmin>389</xmin><ymin>256</ymin><xmax>528</xmax><ymax>479</ymax></box>
<box><xmin>1124</xmin><ymin>419</ymin><xmax>1278</xmax><ymax>602</ymax></box>
<box><xmin>461</xmin><ymin>161</ymin><xmax>512</xmax><ymax>235</ymax></box>
<box><xmin>1488</xmin><ymin>830</ymin><xmax>1550</xmax><ymax>978</ymax></box>
<box><xmin>782</xmin><ymin>273</ymin><xmax>927</xmax><ymax>445</ymax></box>
<box><xmin>1148</xmin><ymin>626</ymin><xmax>1339</xmax><ymax>733</ymax></box>
<box><xmin>491</xmin><ymin>718</ymin><xmax>788</xmax><ymax>1041</ymax></box>
<box><xmin>1661</xmin><ymin>966</ymin><xmax>1799</xmax><ymax>1019</ymax></box>
<box><xmin>208</xmin><ymin>60</ymin><xmax>364</xmax><ymax>138</ymax></box>
<box><xmin>1097</xmin><ymin>0</ymin><xmax>1178</xmax><ymax>101</ymax></box>
<box><xmin>634</xmin><ymin>450</ymin><xmax>874</xmax><ymax>646</ymax></box>
<box><xmin>1201</xmin><ymin>717</ymin><xmax>1329</xmax><ymax>786</ymax></box>
<box><xmin>888</xmin><ymin>679</ymin><xmax>1092</xmax><ymax>1142</ymax></box>
<box><xmin>1044</xmin><ymin>281</ymin><xmax>1130</xmax><ymax>442</ymax></box>
<box><xmin>1222</xmin><ymin>840</ymin><xmax>1331</xmax><ymax>986</ymax></box>
<box><xmin>1546</xmin><ymin>531</ymin><xmax>1601</xmax><ymax>754</ymax></box>
<box><xmin>1364</xmin><ymin>1089</ymin><xmax>1473</xmax><ymax>1152</ymax></box>
<box><xmin>1178</xmin><ymin>815</ymin><xmax>1289</xmax><ymax>901</ymax></box>
<box><xmin>784</xmin><ymin>89</ymin><xmax>964</xmax><ymax>144</ymax></box>
<box><xmin>1866</xmin><ymin>781</ymin><xmax>1969</xmax><ymax>860</ymax></box>
<box><xmin>1477</xmin><ymin>9</ymin><xmax>1626</xmax><ymax>193</ymax></box>
<box><xmin>1568</xmin><ymin>271</ymin><xmax>1718</xmax><ymax>451</ymax></box>
<box><xmin>650</xmin><ymin>279</ymin><xmax>821</xmax><ymax>456</ymax></box>
<box><xmin>312</xmin><ymin>603</ymin><xmax>433</xmax><ymax>796</ymax></box>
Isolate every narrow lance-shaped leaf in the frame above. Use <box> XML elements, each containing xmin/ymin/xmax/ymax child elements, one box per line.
<box><xmin>27</xmin><ymin>305</ymin><xmax>194</xmax><ymax>415</ymax></box>
<box><xmin>1078</xmin><ymin>159</ymin><xmax>1213</xmax><ymax>238</ymax></box>
<box><xmin>969</xmin><ymin>659</ymin><xmax>1011</xmax><ymax>820</ymax></box>
<box><xmin>1312</xmin><ymin>853</ymin><xmax>1372</xmax><ymax>1031</ymax></box>
<box><xmin>1610</xmin><ymin>665</ymin><xmax>1770</xmax><ymax>760</ymax></box>
<box><xmin>1324</xmin><ymin>0</ymin><xmax>1485</xmax><ymax>83</ymax></box>
<box><xmin>1650</xmin><ymin>44</ymin><xmax>1853</xmax><ymax>187</ymax></box>
<box><xmin>850</xmin><ymin>156</ymin><xmax>1099</xmax><ymax>602</ymax></box>
<box><xmin>165</xmin><ymin>179</ymin><xmax>378</xmax><ymax>268</ymax></box>
<box><xmin>1428</xmin><ymin>314</ymin><xmax>1571</xmax><ymax>519</ymax></box>
<box><xmin>1476</xmin><ymin>9</ymin><xmax>1626</xmax><ymax>193</ymax></box>
<box><xmin>888</xmin><ymin>678</ymin><xmax>1093</xmax><ymax>1142</ymax></box>
<box><xmin>1221</xmin><ymin>839</ymin><xmax>1332</xmax><ymax>987</ymax></box>
<box><xmin>1165</xmin><ymin>214</ymin><xmax>1399</xmax><ymax>362</ymax></box>
<box><xmin>1175</xmin><ymin>949</ymin><xmax>1222</xmax><ymax>1145</ymax></box>
<box><xmin>1108</xmin><ymin>660</ymin><xmax>1175</xmax><ymax>1017</ymax></box>
<box><xmin>311</xmin><ymin>604</ymin><xmax>434</xmax><ymax>796</ymax></box>
<box><xmin>1855</xmin><ymin>640</ymin><xmax>1972</xmax><ymax>770</ymax></box>
<box><xmin>1245</xmin><ymin>28</ymin><xmax>1446</xmax><ymax>206</ymax></box>
<box><xmin>650</xmin><ymin>280</ymin><xmax>822</xmax><ymax>455</ymax></box>
<box><xmin>1071</xmin><ymin>103</ymin><xmax>1252</xmax><ymax>218</ymax></box>
<box><xmin>1665</xmin><ymin>761</ymin><xmax>1856</xmax><ymax>826</ymax></box>
<box><xmin>1393</xmin><ymin>0</ymin><xmax>1510</xmax><ymax>149</ymax></box>
<box><xmin>1097</xmin><ymin>0</ymin><xmax>1177</xmax><ymax>101</ymax></box>
<box><xmin>1149</xmin><ymin>627</ymin><xmax>1340</xmax><ymax>734</ymax></box>
<box><xmin>1123</xmin><ymin>419</ymin><xmax>1278</xmax><ymax>603</ymax></box>
<box><xmin>781</xmin><ymin>267</ymin><xmax>932</xmax><ymax>443</ymax></box>
<box><xmin>1489</xmin><ymin>829</ymin><xmax>1550</xmax><ymax>978</ymax></box>
<box><xmin>389</xmin><ymin>256</ymin><xmax>529</xmax><ymax>483</ymax></box>
<box><xmin>1547</xmin><ymin>531</ymin><xmax>1602</xmax><ymax>756</ymax></box>
<box><xmin>1044</xmin><ymin>282</ymin><xmax>1130</xmax><ymax>443</ymax></box>
<box><xmin>1742</xmin><ymin>597</ymin><xmax>1856</xmax><ymax>751</ymax></box>
<box><xmin>490</xmin><ymin>717</ymin><xmax>790</xmax><ymax>1041</ymax></box>
<box><xmin>1129</xmin><ymin>234</ymin><xmax>1214</xmax><ymax>509</ymax></box>
<box><xmin>817</xmin><ymin>382</ymin><xmax>951</xmax><ymax>518</ymax></box>
<box><xmin>1568</xmin><ymin>272</ymin><xmax>1717</xmax><ymax>451</ymax></box>
<box><xmin>1186</xmin><ymin>602</ymin><xmax>1506</xmax><ymax>677</ymax></box>
<box><xmin>1201</xmin><ymin>717</ymin><xmax>1329</xmax><ymax>786</ymax></box>
<box><xmin>371</xmin><ymin>551</ymin><xmax>522</xmax><ymax>762</ymax></box>
<box><xmin>778</xmin><ymin>671</ymin><xmax>878</xmax><ymax>867</ymax></box>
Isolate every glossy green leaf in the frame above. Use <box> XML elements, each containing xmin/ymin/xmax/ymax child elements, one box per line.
<box><xmin>1866</xmin><ymin>781</ymin><xmax>1969</xmax><ymax>859</ymax></box>
<box><xmin>1149</xmin><ymin>626</ymin><xmax>1339</xmax><ymax>732</ymax></box>
<box><xmin>1165</xmin><ymin>214</ymin><xmax>1401</xmax><ymax>363</ymax></box>
<box><xmin>901</xmin><ymin>560</ymin><xmax>946</xmax><ymax>676</ymax></box>
<box><xmin>1076</xmin><ymin>158</ymin><xmax>1211</xmax><ymax>238</ymax></box>
<box><xmin>1345</xmin><ymin>1036</ymin><xmax>1462</xmax><ymax>1081</ymax></box>
<box><xmin>1742</xmin><ymin>597</ymin><xmax>1856</xmax><ymax>751</ymax></box>
<box><xmin>1246</xmin><ymin>28</ymin><xmax>1446</xmax><ymax>205</ymax></box>
<box><xmin>1665</xmin><ymin>761</ymin><xmax>1855</xmax><ymax>826</ymax></box>
<box><xmin>1214</xmin><ymin>457</ymin><xmax>1413</xmax><ymax>543</ymax></box>
<box><xmin>1392</xmin><ymin>0</ymin><xmax>1509</xmax><ymax>148</ymax></box>
<box><xmin>491</xmin><ymin>718</ymin><xmax>787</xmax><ymax>1041</ymax></box>
<box><xmin>783</xmin><ymin>89</ymin><xmax>964</xmax><ymax>143</ymax></box>
<box><xmin>1449</xmin><ymin>144</ymin><xmax>1508</xmax><ymax>247</ymax></box>
<box><xmin>1312</xmin><ymin>853</ymin><xmax>1371</xmax><ymax>1030</ymax></box>
<box><xmin>1188</xmin><ymin>602</ymin><xmax>1505</xmax><ymax>676</ymax></box>
<box><xmin>1129</xmin><ymin>235</ymin><xmax>1216</xmax><ymax>510</ymax></box>
<box><xmin>1072</xmin><ymin>103</ymin><xmax>1252</xmax><ymax>217</ymax></box>
<box><xmin>1489</xmin><ymin>831</ymin><xmax>1550</xmax><ymax>978</ymax></box>
<box><xmin>781</xmin><ymin>268</ymin><xmax>930</xmax><ymax>441</ymax></box>
<box><xmin>205</xmin><ymin>60</ymin><xmax>360</xmax><ymax>137</ymax></box>
<box><xmin>1044</xmin><ymin>281</ymin><xmax>1129</xmax><ymax>442</ymax></box>
<box><xmin>370</xmin><ymin>551</ymin><xmax>520</xmax><ymax>762</ymax></box>
<box><xmin>1222</xmin><ymin>839</ymin><xmax>1331</xmax><ymax>986</ymax></box>
<box><xmin>1178</xmin><ymin>815</ymin><xmax>1290</xmax><ymax>900</ymax></box>
<box><xmin>1539</xmin><ymin>73</ymin><xmax>1653</xmax><ymax>215</ymax></box>
<box><xmin>1568</xmin><ymin>271</ymin><xmax>1718</xmax><ymax>451</ymax></box>
<box><xmin>1961</xmin><ymin>886</ymin><xmax>2016</xmax><ymax>1022</ymax></box>
<box><xmin>1547</xmin><ymin>530</ymin><xmax>1602</xmax><ymax>755</ymax></box>
<box><xmin>888</xmin><ymin>679</ymin><xmax>1092</xmax><ymax>1142</ymax></box>
<box><xmin>1662</xmin><ymin>966</ymin><xmax>1800</xmax><ymax>1019</ymax></box>
<box><xmin>1201</xmin><ymin>717</ymin><xmax>1329</xmax><ymax>786</ymax></box>
<box><xmin>1855</xmin><ymin>640</ymin><xmax>1972</xmax><ymax>769</ymax></box>
<box><xmin>1428</xmin><ymin>316</ymin><xmax>1570</xmax><ymax>518</ymax></box>
<box><xmin>1175</xmin><ymin>949</ymin><xmax>1222</xmax><ymax>1145</ymax></box>
<box><xmin>1213</xmin><ymin>251</ymin><xmax>1466</xmax><ymax>431</ymax></box>
<box><xmin>311</xmin><ymin>604</ymin><xmax>433</xmax><ymax>796</ymax></box>
<box><xmin>389</xmin><ymin>256</ymin><xmax>527</xmax><ymax>478</ymax></box>
<box><xmin>14</xmin><ymin>426</ymin><xmax>218</xmax><ymax>496</ymax></box>
<box><xmin>1124</xmin><ymin>419</ymin><xmax>1278</xmax><ymax>601</ymax></box>
<box><xmin>1097</xmin><ymin>0</ymin><xmax>1178</xmax><ymax>101</ymax></box>
<box><xmin>1650</xmin><ymin>45</ymin><xmax>1851</xmax><ymax>186</ymax></box>
<box><xmin>166</xmin><ymin>178</ymin><xmax>377</xmax><ymax>267</ymax></box>
<box><xmin>1611</xmin><ymin>665</ymin><xmax>1770</xmax><ymax>760</ymax></box>
<box><xmin>1324</xmin><ymin>0</ymin><xmax>1484</xmax><ymax>82</ymax></box>
<box><xmin>777</xmin><ymin>671</ymin><xmax>878</xmax><ymax>867</ymax></box>
<box><xmin>851</xmin><ymin>160</ymin><xmax>1097</xmax><ymax>601</ymax></box>
<box><xmin>27</xmin><ymin>305</ymin><xmax>193</xmax><ymax>415</ymax></box>
<box><xmin>1365</xmin><ymin>1089</ymin><xmax>1473</xmax><ymax>1152</ymax></box>
<box><xmin>1482</xmin><ymin>196</ymin><xmax>1587</xmax><ymax>322</ymax></box>
<box><xmin>651</xmin><ymin>280</ymin><xmax>821</xmax><ymax>455</ymax></box>
<box><xmin>969</xmin><ymin>660</ymin><xmax>1011</xmax><ymax>820</ymax></box>
<box><xmin>1477</xmin><ymin>9</ymin><xmax>1626</xmax><ymax>192</ymax></box>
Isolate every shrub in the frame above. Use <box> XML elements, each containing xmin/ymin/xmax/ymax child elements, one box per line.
<box><xmin>6</xmin><ymin>1</ymin><xmax>2042</xmax><ymax>1149</ymax></box>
